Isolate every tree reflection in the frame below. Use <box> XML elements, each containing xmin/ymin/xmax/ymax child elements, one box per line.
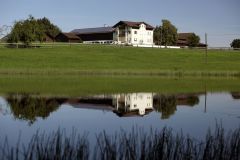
<box><xmin>154</xmin><ymin>95</ymin><xmax>177</xmax><ymax>119</ymax></box>
<box><xmin>153</xmin><ymin>94</ymin><xmax>199</xmax><ymax>119</ymax></box>
<box><xmin>7</xmin><ymin>94</ymin><xmax>62</xmax><ymax>124</ymax></box>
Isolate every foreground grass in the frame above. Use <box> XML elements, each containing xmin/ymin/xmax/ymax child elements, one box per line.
<box><xmin>0</xmin><ymin>45</ymin><xmax>240</xmax><ymax>76</ymax></box>
<box><xmin>0</xmin><ymin>75</ymin><xmax>239</xmax><ymax>96</ymax></box>
<box><xmin>1</xmin><ymin>125</ymin><xmax>239</xmax><ymax>160</ymax></box>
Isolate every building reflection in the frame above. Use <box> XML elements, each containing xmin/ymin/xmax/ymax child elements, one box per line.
<box><xmin>112</xmin><ymin>93</ymin><xmax>153</xmax><ymax>117</ymax></box>
<box><xmin>2</xmin><ymin>92</ymin><xmax>202</xmax><ymax>124</ymax></box>
<box><xmin>231</xmin><ymin>92</ymin><xmax>240</xmax><ymax>99</ymax></box>
<box><xmin>0</xmin><ymin>97</ymin><xmax>11</xmax><ymax>115</ymax></box>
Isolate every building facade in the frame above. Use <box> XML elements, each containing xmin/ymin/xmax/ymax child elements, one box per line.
<box><xmin>113</xmin><ymin>21</ymin><xmax>154</xmax><ymax>45</ymax></box>
<box><xmin>68</xmin><ymin>21</ymin><xmax>154</xmax><ymax>45</ymax></box>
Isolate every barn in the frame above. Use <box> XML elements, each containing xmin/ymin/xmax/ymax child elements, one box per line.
<box><xmin>71</xmin><ymin>27</ymin><xmax>115</xmax><ymax>44</ymax></box>
<box><xmin>55</xmin><ymin>32</ymin><xmax>81</xmax><ymax>43</ymax></box>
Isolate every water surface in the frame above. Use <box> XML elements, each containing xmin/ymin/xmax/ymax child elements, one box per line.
<box><xmin>0</xmin><ymin>92</ymin><xmax>239</xmax><ymax>147</ymax></box>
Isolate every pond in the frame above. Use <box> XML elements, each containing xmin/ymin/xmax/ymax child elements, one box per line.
<box><xmin>0</xmin><ymin>76</ymin><xmax>240</xmax><ymax>159</ymax></box>
<box><xmin>0</xmin><ymin>92</ymin><xmax>239</xmax><ymax>143</ymax></box>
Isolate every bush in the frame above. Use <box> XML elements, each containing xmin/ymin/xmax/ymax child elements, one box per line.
<box><xmin>231</xmin><ymin>39</ymin><xmax>240</xmax><ymax>49</ymax></box>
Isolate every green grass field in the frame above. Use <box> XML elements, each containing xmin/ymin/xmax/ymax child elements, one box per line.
<box><xmin>0</xmin><ymin>45</ymin><xmax>240</xmax><ymax>76</ymax></box>
<box><xmin>0</xmin><ymin>75</ymin><xmax>239</xmax><ymax>96</ymax></box>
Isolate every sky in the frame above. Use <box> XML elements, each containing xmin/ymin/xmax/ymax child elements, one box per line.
<box><xmin>0</xmin><ymin>0</ymin><xmax>239</xmax><ymax>47</ymax></box>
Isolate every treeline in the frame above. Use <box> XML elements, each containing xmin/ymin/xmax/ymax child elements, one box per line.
<box><xmin>153</xmin><ymin>19</ymin><xmax>200</xmax><ymax>47</ymax></box>
<box><xmin>8</xmin><ymin>15</ymin><xmax>61</xmax><ymax>45</ymax></box>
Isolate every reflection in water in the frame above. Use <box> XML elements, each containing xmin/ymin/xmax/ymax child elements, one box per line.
<box><xmin>6</xmin><ymin>94</ymin><xmax>66</xmax><ymax>124</ymax></box>
<box><xmin>0</xmin><ymin>97</ymin><xmax>11</xmax><ymax>115</ymax></box>
<box><xmin>113</xmin><ymin>93</ymin><xmax>153</xmax><ymax>116</ymax></box>
<box><xmin>231</xmin><ymin>92</ymin><xmax>240</xmax><ymax>99</ymax></box>
<box><xmin>154</xmin><ymin>94</ymin><xmax>199</xmax><ymax>119</ymax></box>
<box><xmin>1</xmin><ymin>92</ymin><xmax>203</xmax><ymax>124</ymax></box>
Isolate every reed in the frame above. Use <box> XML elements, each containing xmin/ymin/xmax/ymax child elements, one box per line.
<box><xmin>0</xmin><ymin>124</ymin><xmax>239</xmax><ymax>160</ymax></box>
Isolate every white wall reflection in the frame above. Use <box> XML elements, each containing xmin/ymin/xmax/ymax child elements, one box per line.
<box><xmin>0</xmin><ymin>97</ymin><xmax>11</xmax><ymax>115</ymax></box>
<box><xmin>113</xmin><ymin>93</ymin><xmax>153</xmax><ymax>116</ymax></box>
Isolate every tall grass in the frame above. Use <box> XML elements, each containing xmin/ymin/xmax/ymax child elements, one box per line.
<box><xmin>0</xmin><ymin>125</ymin><xmax>239</xmax><ymax>160</ymax></box>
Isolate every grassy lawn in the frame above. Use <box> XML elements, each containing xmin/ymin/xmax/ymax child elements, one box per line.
<box><xmin>0</xmin><ymin>45</ymin><xmax>240</xmax><ymax>76</ymax></box>
<box><xmin>0</xmin><ymin>75</ymin><xmax>239</xmax><ymax>96</ymax></box>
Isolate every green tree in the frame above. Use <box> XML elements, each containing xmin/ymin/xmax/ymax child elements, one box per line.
<box><xmin>153</xmin><ymin>20</ymin><xmax>178</xmax><ymax>46</ymax></box>
<box><xmin>153</xmin><ymin>26</ymin><xmax>162</xmax><ymax>45</ymax></box>
<box><xmin>8</xmin><ymin>16</ymin><xmax>61</xmax><ymax>45</ymax></box>
<box><xmin>187</xmin><ymin>33</ymin><xmax>200</xmax><ymax>47</ymax></box>
<box><xmin>37</xmin><ymin>17</ymin><xmax>61</xmax><ymax>39</ymax></box>
<box><xmin>231</xmin><ymin>39</ymin><xmax>240</xmax><ymax>49</ymax></box>
<box><xmin>161</xmin><ymin>20</ymin><xmax>178</xmax><ymax>46</ymax></box>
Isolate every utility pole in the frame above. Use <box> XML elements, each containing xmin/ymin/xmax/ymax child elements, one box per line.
<box><xmin>160</xmin><ymin>27</ymin><xmax>162</xmax><ymax>48</ymax></box>
<box><xmin>205</xmin><ymin>33</ymin><xmax>208</xmax><ymax>63</ymax></box>
<box><xmin>204</xmin><ymin>81</ymin><xmax>207</xmax><ymax>113</ymax></box>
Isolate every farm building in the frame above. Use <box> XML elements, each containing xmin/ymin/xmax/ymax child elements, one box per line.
<box><xmin>113</xmin><ymin>21</ymin><xmax>154</xmax><ymax>45</ymax></box>
<box><xmin>43</xmin><ymin>34</ymin><xmax>55</xmax><ymax>42</ymax></box>
<box><xmin>69</xmin><ymin>20</ymin><xmax>155</xmax><ymax>45</ymax></box>
<box><xmin>71</xmin><ymin>27</ymin><xmax>115</xmax><ymax>44</ymax></box>
<box><xmin>55</xmin><ymin>32</ymin><xmax>81</xmax><ymax>43</ymax></box>
<box><xmin>177</xmin><ymin>33</ymin><xmax>206</xmax><ymax>47</ymax></box>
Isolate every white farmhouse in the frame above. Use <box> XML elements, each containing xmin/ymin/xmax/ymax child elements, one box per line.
<box><xmin>113</xmin><ymin>21</ymin><xmax>154</xmax><ymax>45</ymax></box>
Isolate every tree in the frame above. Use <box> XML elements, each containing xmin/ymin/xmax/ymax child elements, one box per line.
<box><xmin>37</xmin><ymin>17</ymin><xmax>61</xmax><ymax>39</ymax></box>
<box><xmin>8</xmin><ymin>21</ymin><xmax>23</xmax><ymax>43</ymax></box>
<box><xmin>187</xmin><ymin>33</ymin><xmax>200</xmax><ymax>47</ymax></box>
<box><xmin>153</xmin><ymin>26</ymin><xmax>162</xmax><ymax>45</ymax></box>
<box><xmin>153</xmin><ymin>20</ymin><xmax>178</xmax><ymax>46</ymax></box>
<box><xmin>8</xmin><ymin>15</ymin><xmax>61</xmax><ymax>45</ymax></box>
<box><xmin>231</xmin><ymin>39</ymin><xmax>240</xmax><ymax>49</ymax></box>
<box><xmin>161</xmin><ymin>20</ymin><xmax>178</xmax><ymax>46</ymax></box>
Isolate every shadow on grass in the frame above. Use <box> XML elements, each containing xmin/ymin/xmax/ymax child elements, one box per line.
<box><xmin>0</xmin><ymin>124</ymin><xmax>239</xmax><ymax>160</ymax></box>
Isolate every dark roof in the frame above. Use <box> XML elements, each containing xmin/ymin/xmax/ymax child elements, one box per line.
<box><xmin>178</xmin><ymin>33</ymin><xmax>194</xmax><ymax>40</ymax></box>
<box><xmin>45</xmin><ymin>33</ymin><xmax>55</xmax><ymax>39</ymax></box>
<box><xmin>113</xmin><ymin>21</ymin><xmax>154</xmax><ymax>30</ymax></box>
<box><xmin>71</xmin><ymin>27</ymin><xmax>115</xmax><ymax>35</ymax></box>
<box><xmin>113</xmin><ymin>109</ymin><xmax>153</xmax><ymax>117</ymax></box>
<box><xmin>177</xmin><ymin>33</ymin><xmax>207</xmax><ymax>47</ymax></box>
<box><xmin>60</xmin><ymin>32</ymin><xmax>80</xmax><ymax>39</ymax></box>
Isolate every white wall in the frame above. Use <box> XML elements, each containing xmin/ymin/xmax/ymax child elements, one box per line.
<box><xmin>115</xmin><ymin>23</ymin><xmax>154</xmax><ymax>45</ymax></box>
<box><xmin>130</xmin><ymin>24</ymin><xmax>153</xmax><ymax>45</ymax></box>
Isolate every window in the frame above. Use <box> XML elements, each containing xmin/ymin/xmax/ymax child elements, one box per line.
<box><xmin>134</xmin><ymin>31</ymin><xmax>137</xmax><ymax>34</ymax></box>
<box><xmin>134</xmin><ymin>104</ymin><xmax>137</xmax><ymax>108</ymax></box>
